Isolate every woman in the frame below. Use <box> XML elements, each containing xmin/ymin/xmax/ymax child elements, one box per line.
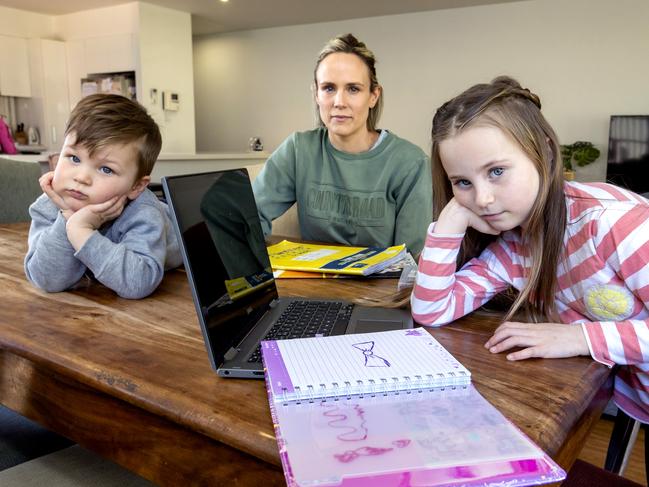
<box><xmin>252</xmin><ymin>33</ymin><xmax>432</xmax><ymax>255</ymax></box>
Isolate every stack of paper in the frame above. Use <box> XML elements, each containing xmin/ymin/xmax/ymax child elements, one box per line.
<box><xmin>267</xmin><ymin>240</ymin><xmax>406</xmax><ymax>276</ymax></box>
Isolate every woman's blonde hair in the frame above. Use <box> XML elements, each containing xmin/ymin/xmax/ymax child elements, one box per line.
<box><xmin>431</xmin><ymin>76</ymin><xmax>566</xmax><ymax>321</ymax></box>
<box><xmin>313</xmin><ymin>33</ymin><xmax>383</xmax><ymax>131</ymax></box>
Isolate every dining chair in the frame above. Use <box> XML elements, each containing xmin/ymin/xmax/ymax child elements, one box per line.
<box><xmin>0</xmin><ymin>405</ymin><xmax>74</xmax><ymax>472</ymax></box>
<box><xmin>0</xmin><ymin>159</ymin><xmax>43</xmax><ymax>223</ymax></box>
<box><xmin>564</xmin><ymin>459</ymin><xmax>643</xmax><ymax>487</ymax></box>
<box><xmin>246</xmin><ymin>163</ymin><xmax>301</xmax><ymax>239</ymax></box>
<box><xmin>605</xmin><ymin>408</ymin><xmax>646</xmax><ymax>486</ymax></box>
<box><xmin>0</xmin><ymin>444</ymin><xmax>154</xmax><ymax>486</ymax></box>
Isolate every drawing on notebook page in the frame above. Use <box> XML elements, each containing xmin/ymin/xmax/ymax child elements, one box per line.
<box><xmin>352</xmin><ymin>341</ymin><xmax>391</xmax><ymax>367</ymax></box>
<box><xmin>323</xmin><ymin>404</ymin><xmax>368</xmax><ymax>441</ymax></box>
<box><xmin>334</xmin><ymin>442</ymin><xmax>411</xmax><ymax>464</ymax></box>
<box><xmin>405</xmin><ymin>329</ymin><xmax>423</xmax><ymax>336</ymax></box>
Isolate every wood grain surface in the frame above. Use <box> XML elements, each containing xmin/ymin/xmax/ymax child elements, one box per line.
<box><xmin>0</xmin><ymin>223</ymin><xmax>613</xmax><ymax>485</ymax></box>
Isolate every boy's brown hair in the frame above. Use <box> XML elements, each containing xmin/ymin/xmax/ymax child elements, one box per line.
<box><xmin>65</xmin><ymin>94</ymin><xmax>162</xmax><ymax>179</ymax></box>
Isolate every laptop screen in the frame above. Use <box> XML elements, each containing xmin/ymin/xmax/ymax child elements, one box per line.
<box><xmin>163</xmin><ymin>169</ymin><xmax>278</xmax><ymax>368</ymax></box>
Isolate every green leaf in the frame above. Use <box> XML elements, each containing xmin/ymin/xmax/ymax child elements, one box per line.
<box><xmin>560</xmin><ymin>141</ymin><xmax>600</xmax><ymax>169</ymax></box>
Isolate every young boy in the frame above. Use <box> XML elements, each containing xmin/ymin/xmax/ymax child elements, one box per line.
<box><xmin>24</xmin><ymin>94</ymin><xmax>182</xmax><ymax>299</ymax></box>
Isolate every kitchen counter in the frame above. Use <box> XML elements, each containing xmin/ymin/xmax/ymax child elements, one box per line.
<box><xmin>157</xmin><ymin>152</ymin><xmax>269</xmax><ymax>161</ymax></box>
<box><xmin>0</xmin><ymin>154</ymin><xmax>48</xmax><ymax>164</ymax></box>
<box><xmin>15</xmin><ymin>143</ymin><xmax>48</xmax><ymax>154</ymax></box>
<box><xmin>150</xmin><ymin>152</ymin><xmax>270</xmax><ymax>182</ymax></box>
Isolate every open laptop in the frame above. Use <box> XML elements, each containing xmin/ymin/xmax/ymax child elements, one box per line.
<box><xmin>162</xmin><ymin>169</ymin><xmax>412</xmax><ymax>378</ymax></box>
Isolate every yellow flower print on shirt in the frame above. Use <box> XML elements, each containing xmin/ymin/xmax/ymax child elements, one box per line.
<box><xmin>584</xmin><ymin>284</ymin><xmax>634</xmax><ymax>321</ymax></box>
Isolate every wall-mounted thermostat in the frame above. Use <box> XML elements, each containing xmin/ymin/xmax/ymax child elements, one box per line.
<box><xmin>162</xmin><ymin>91</ymin><xmax>179</xmax><ymax>111</ymax></box>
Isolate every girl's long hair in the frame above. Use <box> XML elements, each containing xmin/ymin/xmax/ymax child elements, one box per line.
<box><xmin>432</xmin><ymin>76</ymin><xmax>566</xmax><ymax>321</ymax></box>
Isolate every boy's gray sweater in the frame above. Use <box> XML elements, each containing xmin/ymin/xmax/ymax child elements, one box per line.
<box><xmin>24</xmin><ymin>189</ymin><xmax>182</xmax><ymax>299</ymax></box>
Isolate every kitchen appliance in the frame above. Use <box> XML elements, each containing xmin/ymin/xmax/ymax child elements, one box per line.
<box><xmin>27</xmin><ymin>126</ymin><xmax>40</xmax><ymax>145</ymax></box>
<box><xmin>14</xmin><ymin>123</ymin><xmax>27</xmax><ymax>145</ymax></box>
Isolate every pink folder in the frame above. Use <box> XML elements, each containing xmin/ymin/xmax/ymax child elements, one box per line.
<box><xmin>261</xmin><ymin>329</ymin><xmax>566</xmax><ymax>487</ymax></box>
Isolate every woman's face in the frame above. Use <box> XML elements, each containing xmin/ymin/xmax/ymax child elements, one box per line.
<box><xmin>315</xmin><ymin>52</ymin><xmax>380</xmax><ymax>148</ymax></box>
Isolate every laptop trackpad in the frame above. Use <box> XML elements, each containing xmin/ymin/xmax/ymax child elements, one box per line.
<box><xmin>355</xmin><ymin>319</ymin><xmax>404</xmax><ymax>333</ymax></box>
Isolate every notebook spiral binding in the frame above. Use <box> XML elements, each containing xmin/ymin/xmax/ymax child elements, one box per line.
<box><xmin>280</xmin><ymin>371</ymin><xmax>470</xmax><ymax>404</ymax></box>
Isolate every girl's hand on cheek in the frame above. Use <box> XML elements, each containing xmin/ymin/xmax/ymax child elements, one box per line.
<box><xmin>39</xmin><ymin>171</ymin><xmax>73</xmax><ymax>219</ymax></box>
<box><xmin>466</xmin><ymin>212</ymin><xmax>501</xmax><ymax>235</ymax></box>
<box><xmin>435</xmin><ymin>198</ymin><xmax>501</xmax><ymax>236</ymax></box>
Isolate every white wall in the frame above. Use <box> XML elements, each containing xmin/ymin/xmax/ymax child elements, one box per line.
<box><xmin>138</xmin><ymin>2</ymin><xmax>196</xmax><ymax>154</ymax></box>
<box><xmin>193</xmin><ymin>0</ymin><xmax>649</xmax><ymax>182</ymax></box>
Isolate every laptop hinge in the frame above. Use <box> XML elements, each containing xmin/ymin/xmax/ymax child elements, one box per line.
<box><xmin>224</xmin><ymin>347</ymin><xmax>239</xmax><ymax>360</ymax></box>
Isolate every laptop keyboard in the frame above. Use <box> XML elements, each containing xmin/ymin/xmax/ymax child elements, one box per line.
<box><xmin>247</xmin><ymin>301</ymin><xmax>354</xmax><ymax>363</ymax></box>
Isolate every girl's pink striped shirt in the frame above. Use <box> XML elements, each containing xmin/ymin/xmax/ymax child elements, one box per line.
<box><xmin>411</xmin><ymin>182</ymin><xmax>649</xmax><ymax>422</ymax></box>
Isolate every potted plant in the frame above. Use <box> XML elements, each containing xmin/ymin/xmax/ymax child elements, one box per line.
<box><xmin>561</xmin><ymin>141</ymin><xmax>601</xmax><ymax>180</ymax></box>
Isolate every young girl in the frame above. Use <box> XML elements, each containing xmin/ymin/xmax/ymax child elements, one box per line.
<box><xmin>252</xmin><ymin>33</ymin><xmax>432</xmax><ymax>255</ymax></box>
<box><xmin>411</xmin><ymin>76</ymin><xmax>649</xmax><ymax>424</ymax></box>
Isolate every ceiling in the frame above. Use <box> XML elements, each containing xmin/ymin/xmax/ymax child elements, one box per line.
<box><xmin>0</xmin><ymin>0</ymin><xmax>525</xmax><ymax>35</ymax></box>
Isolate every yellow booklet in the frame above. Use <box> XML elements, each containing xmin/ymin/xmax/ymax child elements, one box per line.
<box><xmin>267</xmin><ymin>240</ymin><xmax>406</xmax><ymax>276</ymax></box>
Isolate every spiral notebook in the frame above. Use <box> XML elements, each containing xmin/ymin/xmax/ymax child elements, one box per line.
<box><xmin>261</xmin><ymin>328</ymin><xmax>566</xmax><ymax>487</ymax></box>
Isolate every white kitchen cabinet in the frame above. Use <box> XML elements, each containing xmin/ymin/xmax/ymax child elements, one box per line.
<box><xmin>64</xmin><ymin>34</ymin><xmax>137</xmax><ymax>108</ymax></box>
<box><xmin>27</xmin><ymin>39</ymin><xmax>70</xmax><ymax>152</ymax></box>
<box><xmin>0</xmin><ymin>35</ymin><xmax>32</xmax><ymax>97</ymax></box>
<box><xmin>84</xmin><ymin>34</ymin><xmax>136</xmax><ymax>74</ymax></box>
<box><xmin>65</xmin><ymin>40</ymin><xmax>86</xmax><ymax>108</ymax></box>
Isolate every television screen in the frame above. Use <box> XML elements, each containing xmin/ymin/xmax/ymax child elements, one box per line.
<box><xmin>607</xmin><ymin>115</ymin><xmax>649</xmax><ymax>197</ymax></box>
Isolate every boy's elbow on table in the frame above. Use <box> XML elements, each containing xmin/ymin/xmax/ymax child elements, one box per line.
<box><xmin>108</xmin><ymin>268</ymin><xmax>163</xmax><ymax>300</ymax></box>
<box><xmin>25</xmin><ymin>266</ymin><xmax>77</xmax><ymax>293</ymax></box>
<box><xmin>115</xmin><ymin>285</ymin><xmax>156</xmax><ymax>300</ymax></box>
<box><xmin>32</xmin><ymin>280</ymin><xmax>70</xmax><ymax>293</ymax></box>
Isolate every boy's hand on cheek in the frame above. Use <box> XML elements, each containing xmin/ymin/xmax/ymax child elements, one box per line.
<box><xmin>65</xmin><ymin>195</ymin><xmax>127</xmax><ymax>251</ymax></box>
<box><xmin>484</xmin><ymin>321</ymin><xmax>590</xmax><ymax>361</ymax></box>
<box><xmin>39</xmin><ymin>171</ymin><xmax>74</xmax><ymax>220</ymax></box>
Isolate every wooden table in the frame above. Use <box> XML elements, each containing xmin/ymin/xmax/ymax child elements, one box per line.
<box><xmin>0</xmin><ymin>223</ymin><xmax>613</xmax><ymax>485</ymax></box>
